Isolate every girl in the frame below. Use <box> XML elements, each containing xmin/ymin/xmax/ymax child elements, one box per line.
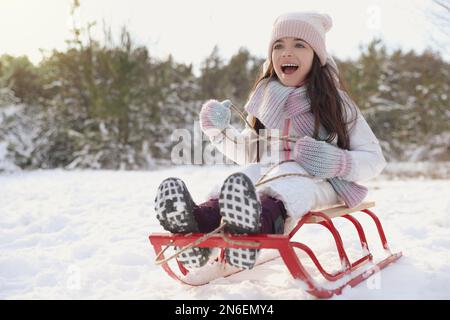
<box><xmin>154</xmin><ymin>12</ymin><xmax>387</xmax><ymax>271</ymax></box>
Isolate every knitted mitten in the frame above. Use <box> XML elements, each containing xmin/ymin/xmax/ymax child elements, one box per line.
<box><xmin>199</xmin><ymin>99</ymin><xmax>232</xmax><ymax>132</ymax></box>
<box><xmin>328</xmin><ymin>178</ymin><xmax>368</xmax><ymax>208</ymax></box>
<box><xmin>294</xmin><ymin>136</ymin><xmax>352</xmax><ymax>179</ymax></box>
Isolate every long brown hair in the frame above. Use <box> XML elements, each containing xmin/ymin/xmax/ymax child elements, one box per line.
<box><xmin>250</xmin><ymin>53</ymin><xmax>358</xmax><ymax>150</ymax></box>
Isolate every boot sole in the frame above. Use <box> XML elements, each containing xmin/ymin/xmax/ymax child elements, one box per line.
<box><xmin>219</xmin><ymin>173</ymin><xmax>261</xmax><ymax>269</ymax></box>
<box><xmin>154</xmin><ymin>177</ymin><xmax>210</xmax><ymax>268</ymax></box>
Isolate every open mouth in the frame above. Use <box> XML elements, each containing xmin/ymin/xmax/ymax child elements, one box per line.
<box><xmin>281</xmin><ymin>63</ymin><xmax>299</xmax><ymax>75</ymax></box>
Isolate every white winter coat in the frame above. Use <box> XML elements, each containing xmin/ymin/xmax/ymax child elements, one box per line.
<box><xmin>203</xmin><ymin>97</ymin><xmax>387</xmax><ymax>224</ymax></box>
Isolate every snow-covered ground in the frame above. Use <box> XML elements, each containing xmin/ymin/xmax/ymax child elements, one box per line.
<box><xmin>1</xmin><ymin>165</ymin><xmax>450</xmax><ymax>299</ymax></box>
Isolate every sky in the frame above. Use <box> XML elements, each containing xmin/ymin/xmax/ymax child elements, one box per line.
<box><xmin>0</xmin><ymin>0</ymin><xmax>447</xmax><ymax>75</ymax></box>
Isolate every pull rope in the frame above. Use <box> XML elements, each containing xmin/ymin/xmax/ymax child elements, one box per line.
<box><xmin>155</xmin><ymin>223</ymin><xmax>226</xmax><ymax>266</ymax></box>
<box><xmin>155</xmin><ymin>222</ymin><xmax>261</xmax><ymax>266</ymax></box>
<box><xmin>226</xmin><ymin>103</ymin><xmax>317</xmax><ymax>186</ymax></box>
<box><xmin>229</xmin><ymin>104</ymin><xmax>296</xmax><ymax>143</ymax></box>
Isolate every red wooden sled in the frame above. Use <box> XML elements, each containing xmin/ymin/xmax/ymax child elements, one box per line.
<box><xmin>149</xmin><ymin>201</ymin><xmax>402</xmax><ymax>298</ymax></box>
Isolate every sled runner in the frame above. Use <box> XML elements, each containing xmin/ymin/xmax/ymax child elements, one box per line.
<box><xmin>149</xmin><ymin>201</ymin><xmax>402</xmax><ymax>298</ymax></box>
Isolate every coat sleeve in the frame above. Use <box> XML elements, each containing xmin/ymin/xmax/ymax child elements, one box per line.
<box><xmin>340</xmin><ymin>92</ymin><xmax>387</xmax><ymax>182</ymax></box>
<box><xmin>203</xmin><ymin>114</ymin><xmax>258</xmax><ymax>166</ymax></box>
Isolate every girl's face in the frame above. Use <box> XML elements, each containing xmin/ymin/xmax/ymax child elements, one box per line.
<box><xmin>271</xmin><ymin>37</ymin><xmax>314</xmax><ymax>87</ymax></box>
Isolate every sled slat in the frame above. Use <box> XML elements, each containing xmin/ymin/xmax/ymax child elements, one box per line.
<box><xmin>306</xmin><ymin>201</ymin><xmax>376</xmax><ymax>223</ymax></box>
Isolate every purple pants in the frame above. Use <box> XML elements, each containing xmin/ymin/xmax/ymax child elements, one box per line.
<box><xmin>193</xmin><ymin>196</ymin><xmax>287</xmax><ymax>234</ymax></box>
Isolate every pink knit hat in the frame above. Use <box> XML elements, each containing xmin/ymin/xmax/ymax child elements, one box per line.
<box><xmin>267</xmin><ymin>12</ymin><xmax>333</xmax><ymax>66</ymax></box>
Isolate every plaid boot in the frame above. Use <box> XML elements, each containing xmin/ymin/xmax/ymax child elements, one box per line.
<box><xmin>219</xmin><ymin>172</ymin><xmax>262</xmax><ymax>269</ymax></box>
<box><xmin>154</xmin><ymin>177</ymin><xmax>211</xmax><ymax>268</ymax></box>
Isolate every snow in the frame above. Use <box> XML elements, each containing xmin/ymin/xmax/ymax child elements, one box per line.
<box><xmin>1</xmin><ymin>166</ymin><xmax>450</xmax><ymax>299</ymax></box>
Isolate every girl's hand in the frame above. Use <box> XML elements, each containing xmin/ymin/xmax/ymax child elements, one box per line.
<box><xmin>294</xmin><ymin>136</ymin><xmax>352</xmax><ymax>178</ymax></box>
<box><xmin>199</xmin><ymin>99</ymin><xmax>232</xmax><ymax>132</ymax></box>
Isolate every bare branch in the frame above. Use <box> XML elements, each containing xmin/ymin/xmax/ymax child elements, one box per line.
<box><xmin>432</xmin><ymin>0</ymin><xmax>450</xmax><ymax>12</ymax></box>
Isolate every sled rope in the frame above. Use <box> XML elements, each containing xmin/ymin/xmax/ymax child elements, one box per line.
<box><xmin>256</xmin><ymin>172</ymin><xmax>316</xmax><ymax>187</ymax></box>
<box><xmin>221</xmin><ymin>105</ymin><xmax>317</xmax><ymax>187</ymax></box>
<box><xmin>254</xmin><ymin>160</ymin><xmax>317</xmax><ymax>187</ymax></box>
<box><xmin>229</xmin><ymin>104</ymin><xmax>296</xmax><ymax>143</ymax></box>
<box><xmin>221</xmin><ymin>103</ymin><xmax>298</xmax><ymax>158</ymax></box>
<box><xmin>154</xmin><ymin>223</ymin><xmax>226</xmax><ymax>265</ymax></box>
<box><xmin>155</xmin><ymin>222</ymin><xmax>260</xmax><ymax>266</ymax></box>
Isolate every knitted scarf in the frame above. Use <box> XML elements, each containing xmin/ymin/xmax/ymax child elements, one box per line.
<box><xmin>244</xmin><ymin>78</ymin><xmax>368</xmax><ymax>208</ymax></box>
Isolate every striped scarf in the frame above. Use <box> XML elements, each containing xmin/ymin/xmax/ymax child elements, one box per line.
<box><xmin>244</xmin><ymin>78</ymin><xmax>368</xmax><ymax>208</ymax></box>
